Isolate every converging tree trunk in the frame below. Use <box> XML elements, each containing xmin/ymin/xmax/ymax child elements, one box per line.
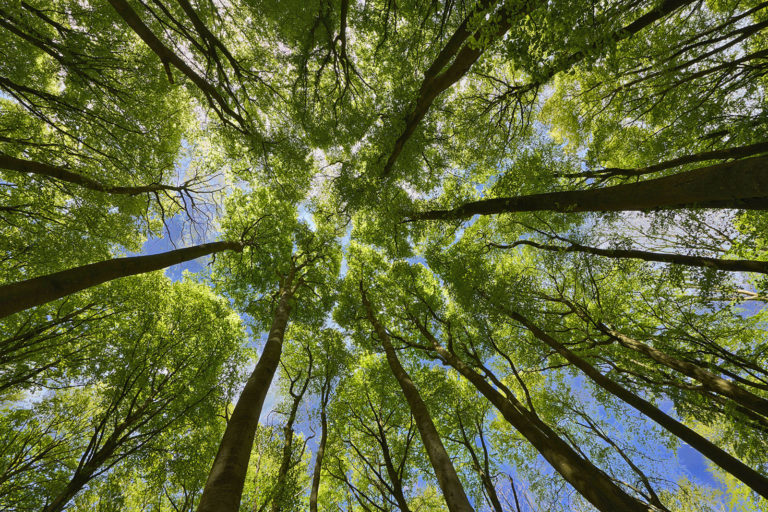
<box><xmin>361</xmin><ymin>286</ymin><xmax>475</xmax><ymax>512</ymax></box>
<box><xmin>196</xmin><ymin>270</ymin><xmax>295</xmax><ymax>512</ymax></box>
<box><xmin>0</xmin><ymin>154</ymin><xmax>196</xmax><ymax>196</ymax></box>
<box><xmin>309</xmin><ymin>379</ymin><xmax>332</xmax><ymax>512</ymax></box>
<box><xmin>412</xmin><ymin>156</ymin><xmax>768</xmax><ymax>221</ymax></box>
<box><xmin>503</xmin><ymin>308</ymin><xmax>768</xmax><ymax>499</ymax></box>
<box><xmin>0</xmin><ymin>241</ymin><xmax>243</xmax><ymax>319</ymax></box>
<box><xmin>409</xmin><ymin>316</ymin><xmax>659</xmax><ymax>512</ymax></box>
<box><xmin>381</xmin><ymin>0</ymin><xmax>533</xmax><ymax>177</ymax></box>
<box><xmin>269</xmin><ymin>357</ymin><xmax>312</xmax><ymax>512</ymax></box>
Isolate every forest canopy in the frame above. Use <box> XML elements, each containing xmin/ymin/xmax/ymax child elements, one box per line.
<box><xmin>1</xmin><ymin>0</ymin><xmax>768</xmax><ymax>510</ymax></box>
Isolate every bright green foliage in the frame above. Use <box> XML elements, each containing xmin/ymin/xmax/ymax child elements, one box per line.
<box><xmin>1</xmin><ymin>0</ymin><xmax>768</xmax><ymax>511</ymax></box>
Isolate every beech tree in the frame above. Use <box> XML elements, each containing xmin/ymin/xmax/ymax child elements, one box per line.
<box><xmin>2</xmin><ymin>0</ymin><xmax>767</xmax><ymax>511</ymax></box>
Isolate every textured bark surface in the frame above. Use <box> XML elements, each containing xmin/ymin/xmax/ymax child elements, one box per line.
<box><xmin>196</xmin><ymin>283</ymin><xmax>294</xmax><ymax>512</ymax></box>
<box><xmin>413</xmin><ymin>156</ymin><xmax>768</xmax><ymax>220</ymax></box>
<box><xmin>0</xmin><ymin>241</ymin><xmax>243</xmax><ymax>319</ymax></box>
<box><xmin>507</xmin><ymin>309</ymin><xmax>768</xmax><ymax>499</ymax></box>
<box><xmin>361</xmin><ymin>288</ymin><xmax>475</xmax><ymax>512</ymax></box>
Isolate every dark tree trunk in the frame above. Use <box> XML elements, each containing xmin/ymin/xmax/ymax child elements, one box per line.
<box><xmin>505</xmin><ymin>309</ymin><xmax>768</xmax><ymax>499</ymax></box>
<box><xmin>308</xmin><ymin>399</ymin><xmax>328</xmax><ymax>512</ymax></box>
<box><xmin>0</xmin><ymin>241</ymin><xmax>243</xmax><ymax>319</ymax></box>
<box><xmin>269</xmin><ymin>362</ymin><xmax>312</xmax><ymax>512</ymax></box>
<box><xmin>518</xmin><ymin>0</ymin><xmax>695</xmax><ymax>94</ymax></box>
<box><xmin>381</xmin><ymin>0</ymin><xmax>534</xmax><ymax>177</ymax></box>
<box><xmin>411</xmin><ymin>319</ymin><xmax>656</xmax><ymax>512</ymax></box>
<box><xmin>412</xmin><ymin>156</ymin><xmax>768</xmax><ymax>221</ymax></box>
<box><xmin>0</xmin><ymin>154</ymin><xmax>189</xmax><ymax>196</ymax></box>
<box><xmin>196</xmin><ymin>278</ymin><xmax>294</xmax><ymax>512</ymax></box>
<box><xmin>106</xmin><ymin>0</ymin><xmax>247</xmax><ymax>131</ymax></box>
<box><xmin>361</xmin><ymin>287</ymin><xmax>475</xmax><ymax>512</ymax></box>
<box><xmin>495</xmin><ymin>239</ymin><xmax>768</xmax><ymax>274</ymax></box>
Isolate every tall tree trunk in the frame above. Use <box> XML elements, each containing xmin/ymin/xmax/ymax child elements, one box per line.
<box><xmin>411</xmin><ymin>156</ymin><xmax>768</xmax><ymax>221</ymax></box>
<box><xmin>518</xmin><ymin>0</ymin><xmax>695</xmax><ymax>94</ymax></box>
<box><xmin>566</xmin><ymin>141</ymin><xmax>768</xmax><ymax>181</ymax></box>
<box><xmin>494</xmin><ymin>239</ymin><xmax>768</xmax><ymax>274</ymax></box>
<box><xmin>600</xmin><ymin>325</ymin><xmax>768</xmax><ymax>421</ymax></box>
<box><xmin>106</xmin><ymin>0</ymin><xmax>247</xmax><ymax>132</ymax></box>
<box><xmin>411</xmin><ymin>318</ymin><xmax>657</xmax><ymax>512</ymax></box>
<box><xmin>308</xmin><ymin>399</ymin><xmax>328</xmax><ymax>512</ymax></box>
<box><xmin>361</xmin><ymin>287</ymin><xmax>475</xmax><ymax>512</ymax></box>
<box><xmin>0</xmin><ymin>154</ymin><xmax>190</xmax><ymax>196</ymax></box>
<box><xmin>504</xmin><ymin>308</ymin><xmax>768</xmax><ymax>499</ymax></box>
<box><xmin>196</xmin><ymin>274</ymin><xmax>294</xmax><ymax>512</ymax></box>
<box><xmin>381</xmin><ymin>0</ymin><xmax>531</xmax><ymax>177</ymax></box>
<box><xmin>374</xmin><ymin>418</ymin><xmax>415</xmax><ymax>512</ymax></box>
<box><xmin>270</xmin><ymin>363</ymin><xmax>312</xmax><ymax>512</ymax></box>
<box><xmin>456</xmin><ymin>415</ymin><xmax>504</xmax><ymax>512</ymax></box>
<box><xmin>0</xmin><ymin>241</ymin><xmax>243</xmax><ymax>319</ymax></box>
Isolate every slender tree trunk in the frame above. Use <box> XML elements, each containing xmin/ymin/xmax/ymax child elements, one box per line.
<box><xmin>504</xmin><ymin>309</ymin><xmax>768</xmax><ymax>499</ymax></box>
<box><xmin>567</xmin><ymin>141</ymin><xmax>768</xmax><ymax>181</ymax></box>
<box><xmin>456</xmin><ymin>416</ymin><xmax>503</xmax><ymax>512</ymax></box>
<box><xmin>309</xmin><ymin>397</ymin><xmax>328</xmax><ymax>512</ymax></box>
<box><xmin>0</xmin><ymin>241</ymin><xmax>243</xmax><ymax>319</ymax></box>
<box><xmin>381</xmin><ymin>0</ymin><xmax>531</xmax><ymax>177</ymax></box>
<box><xmin>106</xmin><ymin>0</ymin><xmax>247</xmax><ymax>131</ymax></box>
<box><xmin>270</xmin><ymin>367</ymin><xmax>311</xmax><ymax>512</ymax></box>
<box><xmin>411</xmin><ymin>156</ymin><xmax>768</xmax><ymax>221</ymax></box>
<box><xmin>519</xmin><ymin>0</ymin><xmax>695</xmax><ymax>93</ymax></box>
<box><xmin>496</xmin><ymin>239</ymin><xmax>768</xmax><ymax>274</ymax></box>
<box><xmin>411</xmin><ymin>319</ymin><xmax>656</xmax><ymax>512</ymax></box>
<box><xmin>361</xmin><ymin>287</ymin><xmax>475</xmax><ymax>512</ymax></box>
<box><xmin>0</xmin><ymin>154</ymin><xmax>187</xmax><ymax>196</ymax></box>
<box><xmin>373</xmin><ymin>418</ymin><xmax>415</xmax><ymax>512</ymax></box>
<box><xmin>196</xmin><ymin>275</ymin><xmax>294</xmax><ymax>512</ymax></box>
<box><xmin>600</xmin><ymin>325</ymin><xmax>768</xmax><ymax>420</ymax></box>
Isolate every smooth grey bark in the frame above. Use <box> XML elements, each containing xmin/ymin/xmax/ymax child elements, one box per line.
<box><xmin>412</xmin><ymin>156</ymin><xmax>768</xmax><ymax>221</ymax></box>
<box><xmin>0</xmin><ymin>241</ymin><xmax>243</xmax><ymax>319</ymax></box>
<box><xmin>410</xmin><ymin>317</ymin><xmax>658</xmax><ymax>512</ymax></box>
<box><xmin>600</xmin><ymin>325</ymin><xmax>768</xmax><ymax>421</ymax></box>
<box><xmin>196</xmin><ymin>272</ymin><xmax>294</xmax><ymax>512</ymax></box>
<box><xmin>494</xmin><ymin>239</ymin><xmax>768</xmax><ymax>274</ymax></box>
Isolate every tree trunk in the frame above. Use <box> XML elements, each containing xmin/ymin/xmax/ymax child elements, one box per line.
<box><xmin>196</xmin><ymin>277</ymin><xmax>294</xmax><ymax>512</ymax></box>
<box><xmin>505</xmin><ymin>309</ymin><xmax>768</xmax><ymax>499</ymax></box>
<box><xmin>496</xmin><ymin>239</ymin><xmax>768</xmax><ymax>274</ymax></box>
<box><xmin>106</xmin><ymin>0</ymin><xmax>246</xmax><ymax>131</ymax></box>
<box><xmin>601</xmin><ymin>325</ymin><xmax>768</xmax><ymax>421</ymax></box>
<box><xmin>411</xmin><ymin>319</ymin><xmax>656</xmax><ymax>512</ymax></box>
<box><xmin>270</xmin><ymin>367</ymin><xmax>311</xmax><ymax>512</ymax></box>
<box><xmin>519</xmin><ymin>0</ymin><xmax>694</xmax><ymax>94</ymax></box>
<box><xmin>374</xmin><ymin>418</ymin><xmax>415</xmax><ymax>512</ymax></box>
<box><xmin>361</xmin><ymin>287</ymin><xmax>475</xmax><ymax>512</ymax></box>
<box><xmin>411</xmin><ymin>156</ymin><xmax>768</xmax><ymax>221</ymax></box>
<box><xmin>308</xmin><ymin>399</ymin><xmax>328</xmax><ymax>512</ymax></box>
<box><xmin>0</xmin><ymin>154</ymin><xmax>188</xmax><ymax>196</ymax></box>
<box><xmin>381</xmin><ymin>0</ymin><xmax>530</xmax><ymax>177</ymax></box>
<box><xmin>0</xmin><ymin>241</ymin><xmax>243</xmax><ymax>319</ymax></box>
